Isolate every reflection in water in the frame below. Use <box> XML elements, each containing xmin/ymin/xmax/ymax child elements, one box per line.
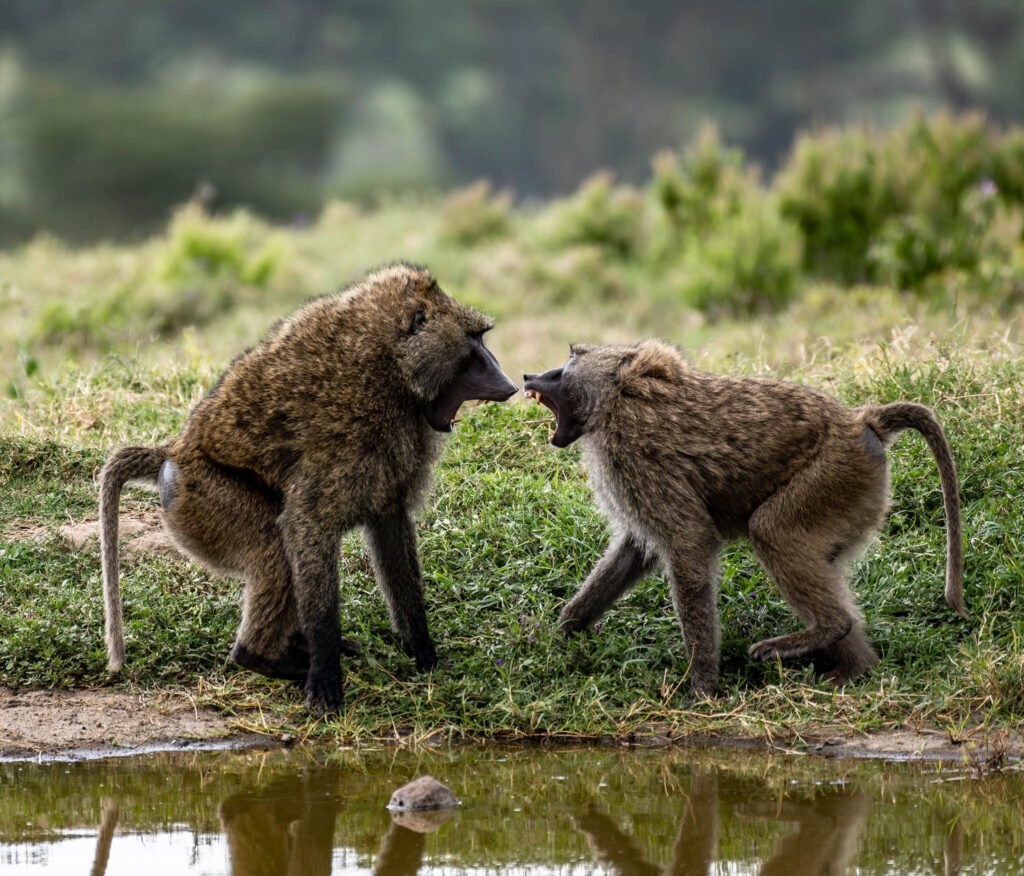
<box><xmin>219</xmin><ymin>769</ymin><xmax>341</xmax><ymax>876</ymax></box>
<box><xmin>574</xmin><ymin>769</ymin><xmax>718</xmax><ymax>876</ymax></box>
<box><xmin>572</xmin><ymin>769</ymin><xmax>868</xmax><ymax>876</ymax></box>
<box><xmin>736</xmin><ymin>789</ymin><xmax>869</xmax><ymax>876</ymax></box>
<box><xmin>89</xmin><ymin>798</ymin><xmax>118</xmax><ymax>876</ymax></box>
<box><xmin>1</xmin><ymin>747</ymin><xmax>1021</xmax><ymax>875</ymax></box>
<box><xmin>375</xmin><ymin>808</ymin><xmax>455</xmax><ymax>876</ymax></box>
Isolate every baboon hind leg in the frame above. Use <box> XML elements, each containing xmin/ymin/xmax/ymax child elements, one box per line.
<box><xmin>747</xmin><ymin>518</ymin><xmax>872</xmax><ymax>672</ymax></box>
<box><xmin>747</xmin><ymin>456</ymin><xmax>884</xmax><ymax>682</ymax></box>
<box><xmin>160</xmin><ymin>457</ymin><xmax>354</xmax><ymax>683</ymax></box>
<box><xmin>812</xmin><ymin>621</ymin><xmax>880</xmax><ymax>685</ymax></box>
<box><xmin>745</xmin><ymin>542</ymin><xmax>859</xmax><ymax>663</ymax></box>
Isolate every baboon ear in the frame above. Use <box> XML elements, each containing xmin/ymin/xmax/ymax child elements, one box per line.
<box><xmin>618</xmin><ymin>345</ymin><xmax>679</xmax><ymax>386</ymax></box>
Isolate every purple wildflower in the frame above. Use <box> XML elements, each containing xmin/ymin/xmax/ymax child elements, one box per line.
<box><xmin>979</xmin><ymin>178</ymin><xmax>998</xmax><ymax>198</ymax></box>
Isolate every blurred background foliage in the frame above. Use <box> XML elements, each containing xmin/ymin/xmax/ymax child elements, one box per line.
<box><xmin>2</xmin><ymin>0</ymin><xmax>1024</xmax><ymax>244</ymax></box>
<box><xmin>3</xmin><ymin>0</ymin><xmax>1024</xmax><ymax>393</ymax></box>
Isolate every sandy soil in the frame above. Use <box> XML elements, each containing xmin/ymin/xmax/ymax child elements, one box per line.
<box><xmin>766</xmin><ymin>728</ymin><xmax>1024</xmax><ymax>763</ymax></box>
<box><xmin>0</xmin><ymin>687</ymin><xmax>266</xmax><ymax>760</ymax></box>
<box><xmin>57</xmin><ymin>508</ymin><xmax>186</xmax><ymax>561</ymax></box>
<box><xmin>2</xmin><ymin>685</ymin><xmax>1020</xmax><ymax>762</ymax></box>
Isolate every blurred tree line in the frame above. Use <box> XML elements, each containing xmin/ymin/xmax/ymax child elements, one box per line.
<box><xmin>1</xmin><ymin>0</ymin><xmax>1023</xmax><ymax>244</ymax></box>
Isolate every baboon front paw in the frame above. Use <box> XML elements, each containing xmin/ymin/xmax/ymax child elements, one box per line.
<box><xmin>557</xmin><ymin>613</ymin><xmax>588</xmax><ymax>635</ymax></box>
<box><xmin>339</xmin><ymin>635</ymin><xmax>362</xmax><ymax>657</ymax></box>
<box><xmin>748</xmin><ymin>637</ymin><xmax>802</xmax><ymax>662</ymax></box>
<box><xmin>412</xmin><ymin>643</ymin><xmax>438</xmax><ymax>672</ymax></box>
<box><xmin>304</xmin><ymin>674</ymin><xmax>344</xmax><ymax>716</ymax></box>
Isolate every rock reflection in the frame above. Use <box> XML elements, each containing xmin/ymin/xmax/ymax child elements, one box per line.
<box><xmin>573</xmin><ymin>768</ymin><xmax>869</xmax><ymax>876</ymax></box>
<box><xmin>218</xmin><ymin>767</ymin><xmax>341</xmax><ymax>876</ymax></box>
<box><xmin>374</xmin><ymin>809</ymin><xmax>454</xmax><ymax>876</ymax></box>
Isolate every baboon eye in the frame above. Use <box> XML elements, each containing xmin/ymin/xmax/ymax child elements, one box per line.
<box><xmin>410</xmin><ymin>309</ymin><xmax>427</xmax><ymax>334</ymax></box>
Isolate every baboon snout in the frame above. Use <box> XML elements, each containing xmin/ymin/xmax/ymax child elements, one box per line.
<box><xmin>523</xmin><ymin>367</ymin><xmax>563</xmax><ymax>391</ymax></box>
<box><xmin>466</xmin><ymin>337</ymin><xmax>518</xmax><ymax>401</ymax></box>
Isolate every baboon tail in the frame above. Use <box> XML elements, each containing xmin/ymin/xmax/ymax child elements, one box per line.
<box><xmin>869</xmin><ymin>402</ymin><xmax>965</xmax><ymax>618</ymax></box>
<box><xmin>99</xmin><ymin>446</ymin><xmax>167</xmax><ymax>671</ymax></box>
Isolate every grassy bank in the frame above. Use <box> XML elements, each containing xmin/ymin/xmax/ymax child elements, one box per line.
<box><xmin>2</xmin><ymin>114</ymin><xmax>1024</xmax><ymax>744</ymax></box>
<box><xmin>1</xmin><ymin>345</ymin><xmax>1021</xmax><ymax>745</ymax></box>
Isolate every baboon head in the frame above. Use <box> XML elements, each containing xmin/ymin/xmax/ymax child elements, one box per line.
<box><xmin>374</xmin><ymin>264</ymin><xmax>517</xmax><ymax>431</ymax></box>
<box><xmin>524</xmin><ymin>341</ymin><xmax>683</xmax><ymax>446</ymax></box>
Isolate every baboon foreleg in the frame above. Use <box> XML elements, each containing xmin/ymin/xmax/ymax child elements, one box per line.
<box><xmin>281</xmin><ymin>497</ymin><xmax>346</xmax><ymax>715</ymax></box>
<box><xmin>666</xmin><ymin>530</ymin><xmax>723</xmax><ymax>696</ymax></box>
<box><xmin>559</xmin><ymin>533</ymin><xmax>654</xmax><ymax>633</ymax></box>
<box><xmin>363</xmin><ymin>510</ymin><xmax>437</xmax><ymax>672</ymax></box>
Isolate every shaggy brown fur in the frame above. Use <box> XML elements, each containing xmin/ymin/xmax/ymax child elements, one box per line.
<box><xmin>100</xmin><ymin>263</ymin><xmax>516</xmax><ymax>714</ymax></box>
<box><xmin>524</xmin><ymin>340</ymin><xmax>964</xmax><ymax>695</ymax></box>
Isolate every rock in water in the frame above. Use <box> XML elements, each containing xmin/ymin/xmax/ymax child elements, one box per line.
<box><xmin>387</xmin><ymin>776</ymin><xmax>460</xmax><ymax>811</ymax></box>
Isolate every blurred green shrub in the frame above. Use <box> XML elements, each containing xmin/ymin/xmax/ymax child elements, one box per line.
<box><xmin>440</xmin><ymin>181</ymin><xmax>513</xmax><ymax>246</ymax></box>
<box><xmin>776</xmin><ymin>127</ymin><xmax>899</xmax><ymax>283</ymax></box>
<box><xmin>160</xmin><ymin>202</ymin><xmax>281</xmax><ymax>288</ymax></box>
<box><xmin>650</xmin><ymin>125</ymin><xmax>747</xmax><ymax>246</ymax></box>
<box><xmin>19</xmin><ymin>74</ymin><xmax>344</xmax><ymax>241</ymax></box>
<box><xmin>30</xmin><ymin>203</ymin><xmax>285</xmax><ymax>350</ymax></box>
<box><xmin>650</xmin><ymin>127</ymin><xmax>802</xmax><ymax>315</ymax></box>
<box><xmin>777</xmin><ymin>113</ymin><xmax>1024</xmax><ymax>290</ymax></box>
<box><xmin>674</xmin><ymin>200</ymin><xmax>802</xmax><ymax>316</ymax></box>
<box><xmin>527</xmin><ymin>245</ymin><xmax>627</xmax><ymax>305</ymax></box>
<box><xmin>542</xmin><ymin>172</ymin><xmax>646</xmax><ymax>258</ymax></box>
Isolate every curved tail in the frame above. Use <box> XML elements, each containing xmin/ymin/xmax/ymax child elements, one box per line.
<box><xmin>868</xmin><ymin>402</ymin><xmax>965</xmax><ymax>617</ymax></box>
<box><xmin>99</xmin><ymin>446</ymin><xmax>166</xmax><ymax>671</ymax></box>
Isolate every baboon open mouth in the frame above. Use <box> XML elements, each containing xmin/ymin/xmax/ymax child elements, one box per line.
<box><xmin>525</xmin><ymin>389</ymin><xmax>560</xmax><ymax>439</ymax></box>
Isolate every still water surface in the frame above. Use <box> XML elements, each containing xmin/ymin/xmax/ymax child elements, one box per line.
<box><xmin>0</xmin><ymin>745</ymin><xmax>1021</xmax><ymax>874</ymax></box>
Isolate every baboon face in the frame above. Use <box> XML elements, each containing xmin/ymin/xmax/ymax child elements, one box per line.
<box><xmin>524</xmin><ymin>344</ymin><xmax>633</xmax><ymax>447</ymax></box>
<box><xmin>390</xmin><ymin>266</ymin><xmax>517</xmax><ymax>431</ymax></box>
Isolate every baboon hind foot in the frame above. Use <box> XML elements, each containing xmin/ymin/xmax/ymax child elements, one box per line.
<box><xmin>231</xmin><ymin>633</ymin><xmax>362</xmax><ymax>682</ymax></box>
<box><xmin>748</xmin><ymin>619</ymin><xmax>853</xmax><ymax>664</ymax></box>
<box><xmin>812</xmin><ymin>629</ymin><xmax>880</xmax><ymax>686</ymax></box>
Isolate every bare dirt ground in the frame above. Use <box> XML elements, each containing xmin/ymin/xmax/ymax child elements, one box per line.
<box><xmin>58</xmin><ymin>508</ymin><xmax>185</xmax><ymax>561</ymax></box>
<box><xmin>769</xmin><ymin>728</ymin><xmax>1024</xmax><ymax>763</ymax></box>
<box><xmin>2</xmin><ymin>686</ymin><xmax>1020</xmax><ymax>762</ymax></box>
<box><xmin>0</xmin><ymin>687</ymin><xmax>265</xmax><ymax>759</ymax></box>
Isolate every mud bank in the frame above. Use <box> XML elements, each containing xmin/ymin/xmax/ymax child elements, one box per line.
<box><xmin>2</xmin><ymin>686</ymin><xmax>1020</xmax><ymax>764</ymax></box>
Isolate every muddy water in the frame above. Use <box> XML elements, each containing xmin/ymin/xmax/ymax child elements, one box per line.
<box><xmin>0</xmin><ymin>745</ymin><xmax>1021</xmax><ymax>874</ymax></box>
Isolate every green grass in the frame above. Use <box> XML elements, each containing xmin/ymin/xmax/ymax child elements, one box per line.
<box><xmin>1</xmin><ymin>347</ymin><xmax>1021</xmax><ymax>744</ymax></box>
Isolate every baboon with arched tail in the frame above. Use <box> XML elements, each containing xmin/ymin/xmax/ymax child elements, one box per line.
<box><xmin>524</xmin><ymin>340</ymin><xmax>964</xmax><ymax>695</ymax></box>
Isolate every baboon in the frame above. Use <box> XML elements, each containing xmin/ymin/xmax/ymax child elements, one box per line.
<box><xmin>100</xmin><ymin>263</ymin><xmax>517</xmax><ymax>714</ymax></box>
<box><xmin>524</xmin><ymin>340</ymin><xmax>964</xmax><ymax>695</ymax></box>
